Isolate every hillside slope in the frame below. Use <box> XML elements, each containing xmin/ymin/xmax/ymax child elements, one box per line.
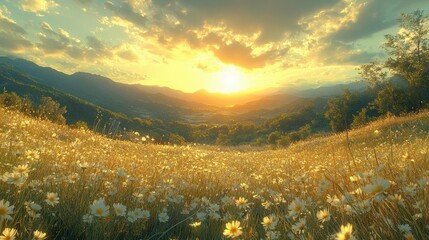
<box><xmin>0</xmin><ymin>107</ymin><xmax>428</xmax><ymax>239</ymax></box>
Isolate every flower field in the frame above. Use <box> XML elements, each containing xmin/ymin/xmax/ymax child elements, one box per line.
<box><xmin>0</xmin><ymin>107</ymin><xmax>428</xmax><ymax>239</ymax></box>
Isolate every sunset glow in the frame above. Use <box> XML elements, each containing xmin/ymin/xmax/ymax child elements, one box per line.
<box><xmin>0</xmin><ymin>1</ymin><xmax>428</xmax><ymax>92</ymax></box>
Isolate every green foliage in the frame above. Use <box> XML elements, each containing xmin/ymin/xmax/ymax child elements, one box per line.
<box><xmin>384</xmin><ymin>10</ymin><xmax>429</xmax><ymax>88</ymax></box>
<box><xmin>351</xmin><ymin>108</ymin><xmax>368</xmax><ymax>129</ymax></box>
<box><xmin>325</xmin><ymin>90</ymin><xmax>353</xmax><ymax>132</ymax></box>
<box><xmin>359</xmin><ymin>10</ymin><xmax>429</xmax><ymax>116</ymax></box>
<box><xmin>36</xmin><ymin>96</ymin><xmax>67</xmax><ymax>124</ymax></box>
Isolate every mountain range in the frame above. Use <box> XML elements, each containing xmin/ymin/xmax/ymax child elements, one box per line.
<box><xmin>0</xmin><ymin>56</ymin><xmax>368</xmax><ymax>124</ymax></box>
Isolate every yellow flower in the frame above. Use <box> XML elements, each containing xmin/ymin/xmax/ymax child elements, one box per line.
<box><xmin>336</xmin><ymin>223</ymin><xmax>355</xmax><ymax>240</ymax></box>
<box><xmin>33</xmin><ymin>230</ymin><xmax>47</xmax><ymax>240</ymax></box>
<box><xmin>0</xmin><ymin>228</ymin><xmax>17</xmax><ymax>240</ymax></box>
<box><xmin>235</xmin><ymin>197</ymin><xmax>248</xmax><ymax>209</ymax></box>
<box><xmin>45</xmin><ymin>192</ymin><xmax>59</xmax><ymax>206</ymax></box>
<box><xmin>223</xmin><ymin>220</ymin><xmax>243</xmax><ymax>238</ymax></box>
<box><xmin>261</xmin><ymin>215</ymin><xmax>278</xmax><ymax>230</ymax></box>
<box><xmin>189</xmin><ymin>221</ymin><xmax>202</xmax><ymax>228</ymax></box>
<box><xmin>316</xmin><ymin>209</ymin><xmax>331</xmax><ymax>223</ymax></box>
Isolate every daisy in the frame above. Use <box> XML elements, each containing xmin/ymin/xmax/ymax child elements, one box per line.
<box><xmin>90</xmin><ymin>198</ymin><xmax>109</xmax><ymax>217</ymax></box>
<box><xmin>33</xmin><ymin>230</ymin><xmax>47</xmax><ymax>240</ymax></box>
<box><xmin>158</xmin><ymin>212</ymin><xmax>169</xmax><ymax>223</ymax></box>
<box><xmin>288</xmin><ymin>197</ymin><xmax>306</xmax><ymax>216</ymax></box>
<box><xmin>316</xmin><ymin>209</ymin><xmax>331</xmax><ymax>223</ymax></box>
<box><xmin>0</xmin><ymin>199</ymin><xmax>14</xmax><ymax>220</ymax></box>
<box><xmin>223</xmin><ymin>220</ymin><xmax>243</xmax><ymax>238</ymax></box>
<box><xmin>0</xmin><ymin>228</ymin><xmax>17</xmax><ymax>240</ymax></box>
<box><xmin>362</xmin><ymin>176</ymin><xmax>390</xmax><ymax>195</ymax></box>
<box><xmin>45</xmin><ymin>192</ymin><xmax>59</xmax><ymax>206</ymax></box>
<box><xmin>292</xmin><ymin>218</ymin><xmax>306</xmax><ymax>234</ymax></box>
<box><xmin>82</xmin><ymin>213</ymin><xmax>94</xmax><ymax>224</ymax></box>
<box><xmin>235</xmin><ymin>197</ymin><xmax>248</xmax><ymax>209</ymax></box>
<box><xmin>336</xmin><ymin>223</ymin><xmax>355</xmax><ymax>240</ymax></box>
<box><xmin>113</xmin><ymin>203</ymin><xmax>127</xmax><ymax>217</ymax></box>
<box><xmin>261</xmin><ymin>214</ymin><xmax>279</xmax><ymax>230</ymax></box>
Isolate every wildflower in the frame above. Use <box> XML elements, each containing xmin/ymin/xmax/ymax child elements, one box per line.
<box><xmin>0</xmin><ymin>228</ymin><xmax>17</xmax><ymax>240</ymax></box>
<box><xmin>141</xmin><ymin>210</ymin><xmax>150</xmax><ymax>219</ymax></box>
<box><xmin>33</xmin><ymin>230</ymin><xmax>47</xmax><ymax>240</ymax></box>
<box><xmin>196</xmin><ymin>212</ymin><xmax>207</xmax><ymax>221</ymax></box>
<box><xmin>90</xmin><ymin>198</ymin><xmax>109</xmax><ymax>217</ymax></box>
<box><xmin>316</xmin><ymin>209</ymin><xmax>331</xmax><ymax>223</ymax></box>
<box><xmin>25</xmin><ymin>201</ymin><xmax>42</xmax><ymax>218</ymax></box>
<box><xmin>235</xmin><ymin>197</ymin><xmax>248</xmax><ymax>209</ymax></box>
<box><xmin>45</xmin><ymin>192</ymin><xmax>59</xmax><ymax>206</ymax></box>
<box><xmin>158</xmin><ymin>212</ymin><xmax>169</xmax><ymax>223</ymax></box>
<box><xmin>223</xmin><ymin>221</ymin><xmax>243</xmax><ymax>238</ymax></box>
<box><xmin>189</xmin><ymin>221</ymin><xmax>202</xmax><ymax>227</ymax></box>
<box><xmin>362</xmin><ymin>176</ymin><xmax>390</xmax><ymax>195</ymax></box>
<box><xmin>82</xmin><ymin>213</ymin><xmax>93</xmax><ymax>224</ymax></box>
<box><xmin>288</xmin><ymin>197</ymin><xmax>306</xmax><ymax>216</ymax></box>
<box><xmin>127</xmin><ymin>211</ymin><xmax>138</xmax><ymax>223</ymax></box>
<box><xmin>14</xmin><ymin>164</ymin><xmax>30</xmax><ymax>175</ymax></box>
<box><xmin>292</xmin><ymin>218</ymin><xmax>306</xmax><ymax>234</ymax></box>
<box><xmin>2</xmin><ymin>172</ymin><xmax>27</xmax><ymax>185</ymax></box>
<box><xmin>388</xmin><ymin>194</ymin><xmax>405</xmax><ymax>207</ymax></box>
<box><xmin>261</xmin><ymin>214</ymin><xmax>279</xmax><ymax>230</ymax></box>
<box><xmin>0</xmin><ymin>199</ymin><xmax>14</xmax><ymax>220</ymax></box>
<box><xmin>265</xmin><ymin>230</ymin><xmax>280</xmax><ymax>240</ymax></box>
<box><xmin>398</xmin><ymin>224</ymin><xmax>411</xmax><ymax>234</ymax></box>
<box><xmin>336</xmin><ymin>223</ymin><xmax>355</xmax><ymax>240</ymax></box>
<box><xmin>113</xmin><ymin>203</ymin><xmax>127</xmax><ymax>217</ymax></box>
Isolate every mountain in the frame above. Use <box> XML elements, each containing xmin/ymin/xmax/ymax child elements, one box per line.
<box><xmin>0</xmin><ymin>56</ymin><xmax>211</xmax><ymax>120</ymax></box>
<box><xmin>0</xmin><ymin>56</ymin><xmax>370</xmax><ymax>124</ymax></box>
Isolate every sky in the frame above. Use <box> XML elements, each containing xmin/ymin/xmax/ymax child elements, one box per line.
<box><xmin>0</xmin><ymin>0</ymin><xmax>428</xmax><ymax>93</ymax></box>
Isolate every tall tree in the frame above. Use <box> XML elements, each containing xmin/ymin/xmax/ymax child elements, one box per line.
<box><xmin>383</xmin><ymin>10</ymin><xmax>429</xmax><ymax>87</ymax></box>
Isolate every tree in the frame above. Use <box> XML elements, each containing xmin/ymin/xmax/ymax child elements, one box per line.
<box><xmin>351</xmin><ymin>108</ymin><xmax>368</xmax><ymax>129</ymax></box>
<box><xmin>383</xmin><ymin>10</ymin><xmax>429</xmax><ymax>88</ymax></box>
<box><xmin>359</xmin><ymin>10</ymin><xmax>429</xmax><ymax>112</ymax></box>
<box><xmin>325</xmin><ymin>90</ymin><xmax>352</xmax><ymax>132</ymax></box>
<box><xmin>37</xmin><ymin>97</ymin><xmax>67</xmax><ymax>124</ymax></box>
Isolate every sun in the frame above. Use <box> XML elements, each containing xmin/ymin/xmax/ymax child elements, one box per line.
<box><xmin>216</xmin><ymin>66</ymin><xmax>245</xmax><ymax>94</ymax></box>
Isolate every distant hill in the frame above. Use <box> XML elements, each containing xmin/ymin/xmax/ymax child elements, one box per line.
<box><xmin>0</xmin><ymin>57</ymin><xmax>210</xmax><ymax>120</ymax></box>
<box><xmin>0</xmin><ymin>56</ymin><xmax>372</xmax><ymax>124</ymax></box>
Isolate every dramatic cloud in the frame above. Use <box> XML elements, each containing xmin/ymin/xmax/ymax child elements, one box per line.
<box><xmin>330</xmin><ymin>0</ymin><xmax>417</xmax><ymax>42</ymax></box>
<box><xmin>0</xmin><ymin>8</ymin><xmax>33</xmax><ymax>53</ymax></box>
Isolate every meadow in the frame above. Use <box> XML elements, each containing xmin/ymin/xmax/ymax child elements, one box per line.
<box><xmin>0</xmin><ymin>106</ymin><xmax>428</xmax><ymax>239</ymax></box>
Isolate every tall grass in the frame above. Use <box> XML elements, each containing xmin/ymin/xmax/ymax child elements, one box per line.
<box><xmin>0</xmin><ymin>107</ymin><xmax>428</xmax><ymax>239</ymax></box>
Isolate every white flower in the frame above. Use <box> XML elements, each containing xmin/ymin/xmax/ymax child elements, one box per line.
<box><xmin>45</xmin><ymin>192</ymin><xmax>59</xmax><ymax>206</ymax></box>
<box><xmin>90</xmin><ymin>198</ymin><xmax>109</xmax><ymax>217</ymax></box>
<box><xmin>0</xmin><ymin>199</ymin><xmax>14</xmax><ymax>220</ymax></box>
<box><xmin>113</xmin><ymin>203</ymin><xmax>127</xmax><ymax>217</ymax></box>
<box><xmin>158</xmin><ymin>212</ymin><xmax>169</xmax><ymax>223</ymax></box>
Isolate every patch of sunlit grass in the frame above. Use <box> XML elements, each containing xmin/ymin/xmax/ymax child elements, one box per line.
<box><xmin>0</xmin><ymin>107</ymin><xmax>428</xmax><ymax>239</ymax></box>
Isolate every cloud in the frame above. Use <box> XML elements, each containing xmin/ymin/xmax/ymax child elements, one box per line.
<box><xmin>0</xmin><ymin>8</ymin><xmax>33</xmax><ymax>53</ymax></box>
<box><xmin>213</xmin><ymin>41</ymin><xmax>282</xmax><ymax>69</ymax></box>
<box><xmin>36</xmin><ymin>22</ymin><xmax>113</xmax><ymax>61</ymax></box>
<box><xmin>104</xmin><ymin>1</ymin><xmax>147</xmax><ymax>28</ymax></box>
<box><xmin>18</xmin><ymin>0</ymin><xmax>58</xmax><ymax>13</ymax></box>
<box><xmin>104</xmin><ymin>0</ymin><xmax>341</xmax><ymax>69</ymax></box>
<box><xmin>117</xmin><ymin>49</ymin><xmax>139</xmax><ymax>62</ymax></box>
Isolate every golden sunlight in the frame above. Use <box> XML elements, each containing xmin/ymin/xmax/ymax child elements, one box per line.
<box><xmin>216</xmin><ymin>66</ymin><xmax>245</xmax><ymax>94</ymax></box>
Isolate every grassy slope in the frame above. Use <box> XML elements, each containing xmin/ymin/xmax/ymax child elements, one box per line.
<box><xmin>0</xmin><ymin>107</ymin><xmax>428</xmax><ymax>239</ymax></box>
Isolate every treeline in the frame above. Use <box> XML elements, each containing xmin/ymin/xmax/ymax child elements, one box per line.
<box><xmin>325</xmin><ymin>10</ymin><xmax>429</xmax><ymax>133</ymax></box>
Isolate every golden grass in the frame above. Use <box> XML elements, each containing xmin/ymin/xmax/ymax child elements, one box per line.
<box><xmin>0</xmin><ymin>107</ymin><xmax>428</xmax><ymax>239</ymax></box>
